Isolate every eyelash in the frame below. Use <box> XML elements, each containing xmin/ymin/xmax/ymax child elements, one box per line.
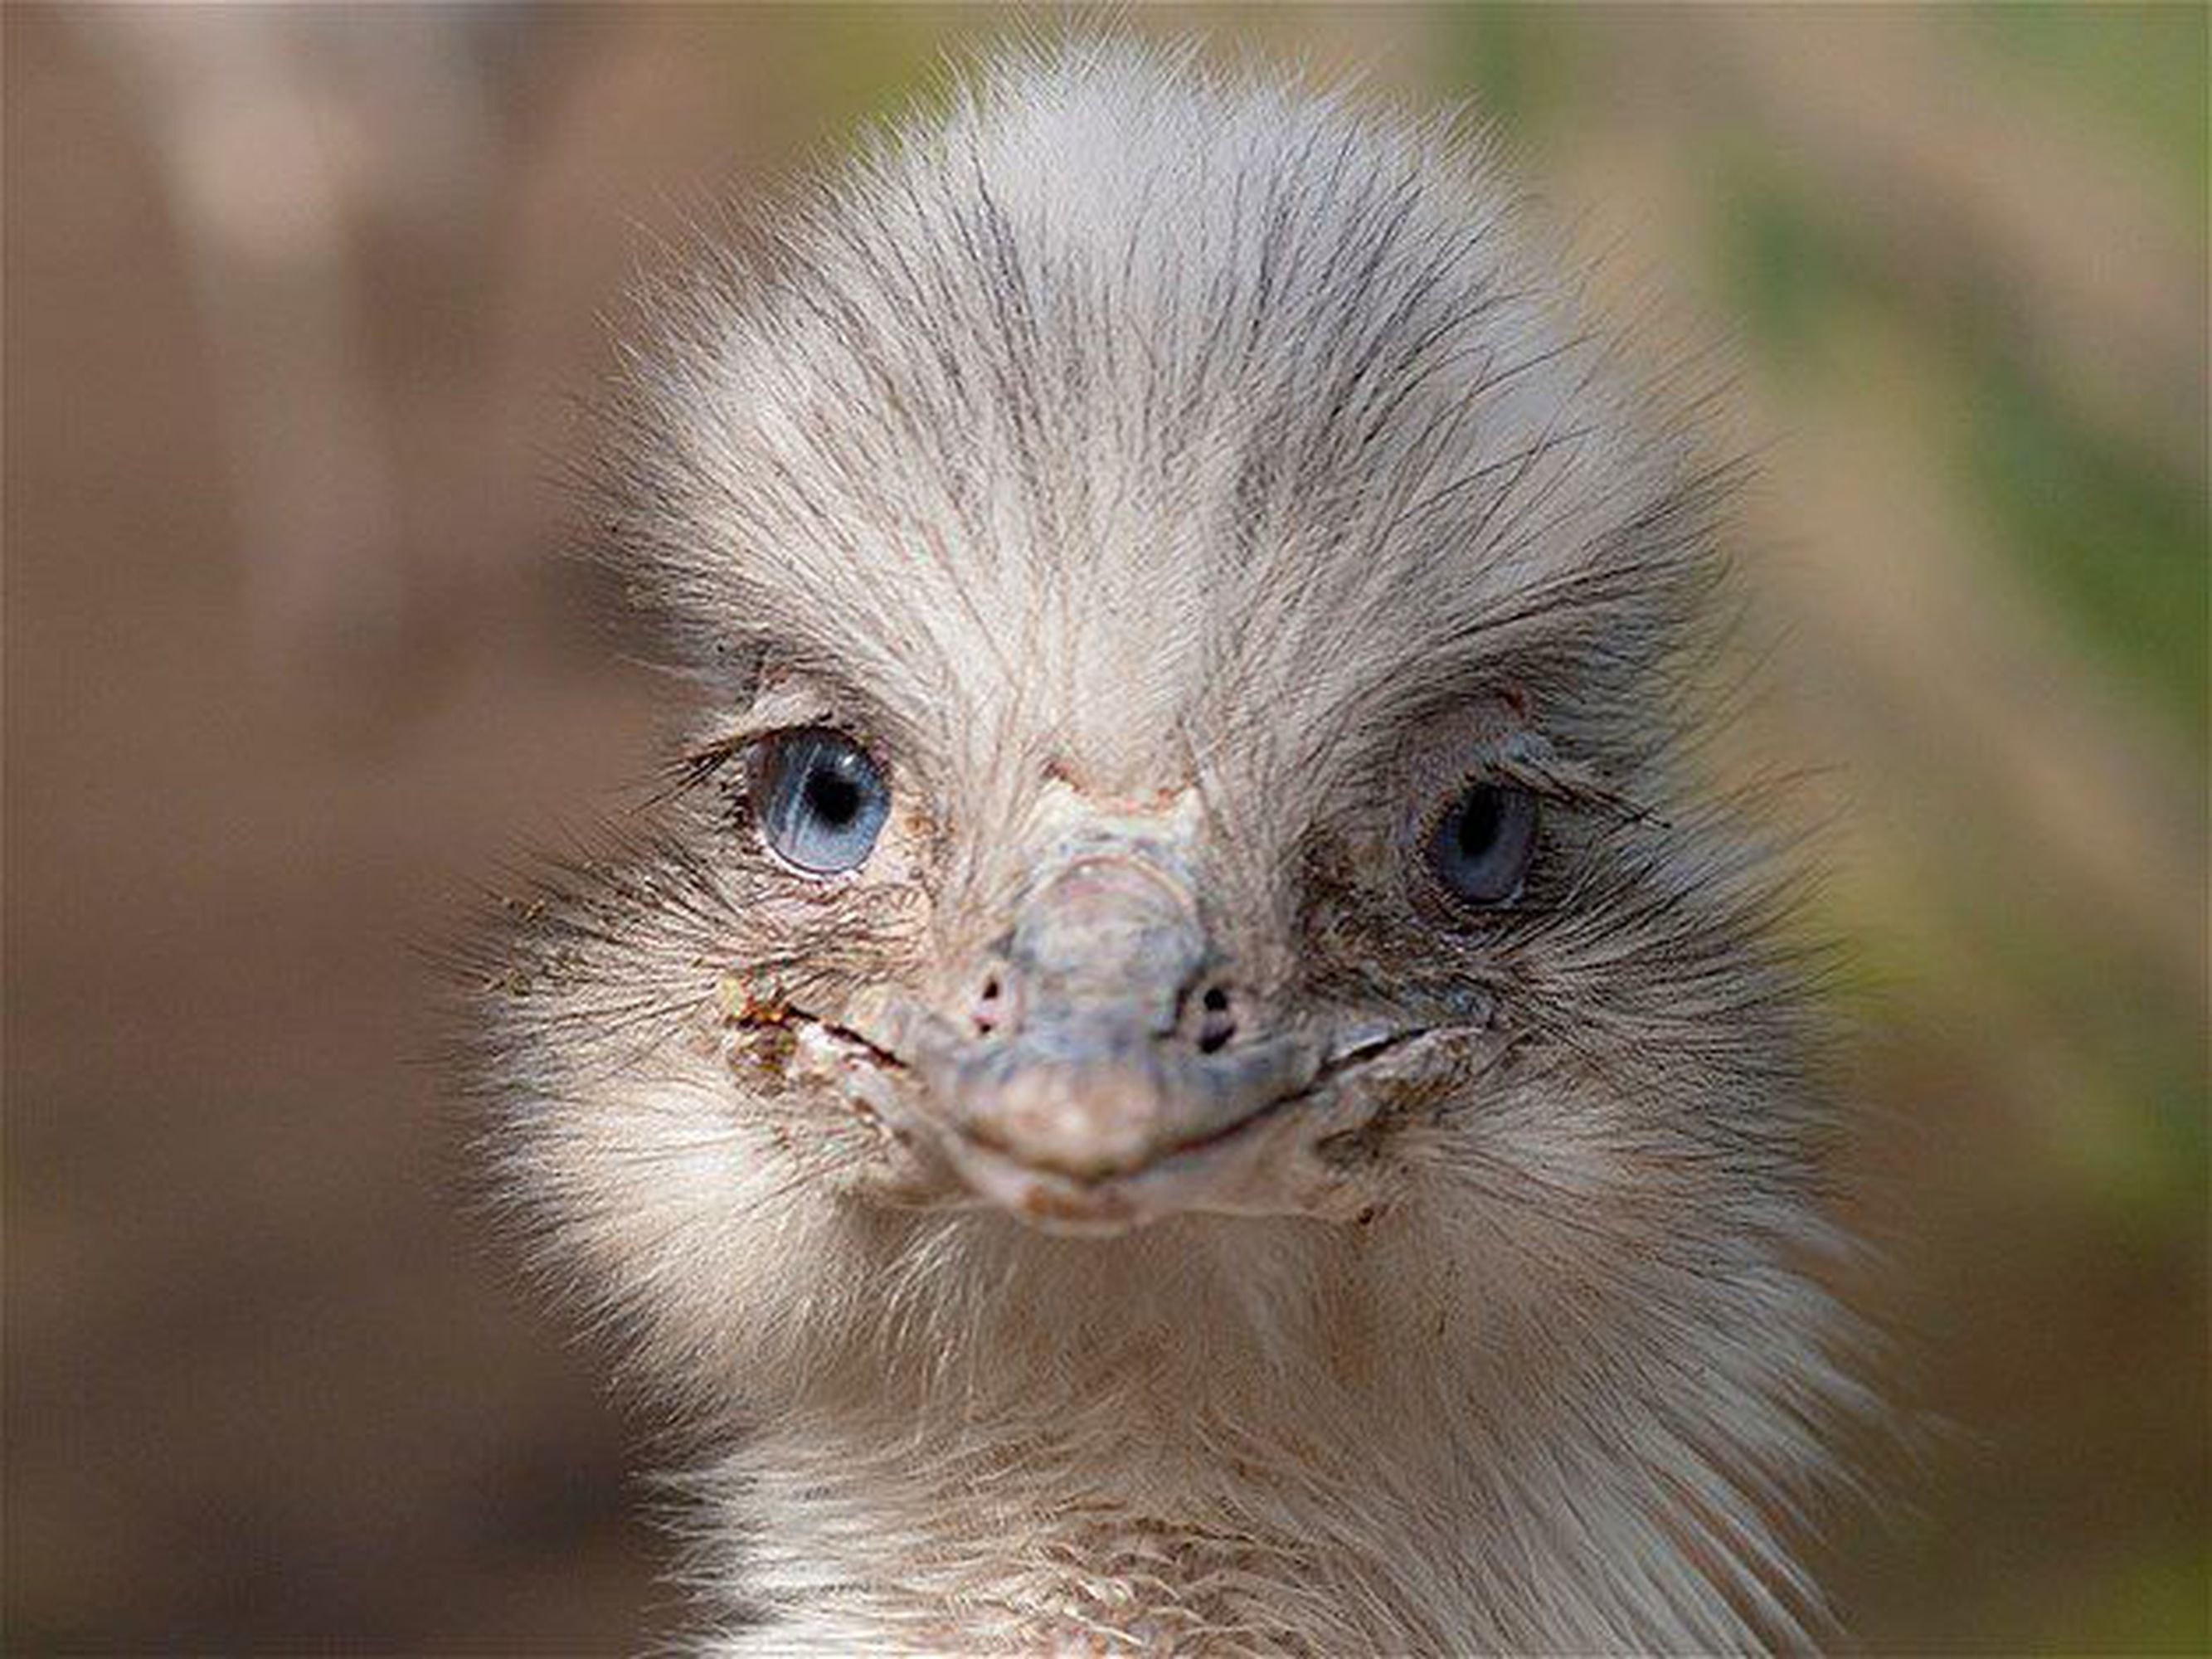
<box><xmin>669</xmin><ymin>735</ymin><xmax>746</xmax><ymax>792</ymax></box>
<box><xmin>1483</xmin><ymin>756</ymin><xmax>1660</xmax><ymax>830</ymax></box>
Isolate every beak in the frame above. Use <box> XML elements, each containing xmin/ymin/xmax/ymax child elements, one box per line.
<box><xmin>902</xmin><ymin>849</ymin><xmax>1340</xmax><ymax>1233</ymax></box>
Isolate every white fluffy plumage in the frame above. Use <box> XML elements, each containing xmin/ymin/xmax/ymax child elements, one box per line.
<box><xmin>478</xmin><ymin>40</ymin><xmax>1863</xmax><ymax>1654</ymax></box>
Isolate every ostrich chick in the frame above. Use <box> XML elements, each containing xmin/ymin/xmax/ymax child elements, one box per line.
<box><xmin>483</xmin><ymin>44</ymin><xmax>1856</xmax><ymax>1656</ymax></box>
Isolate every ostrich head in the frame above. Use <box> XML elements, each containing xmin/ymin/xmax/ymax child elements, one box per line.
<box><xmin>483</xmin><ymin>43</ymin><xmax>1854</xmax><ymax>1653</ymax></box>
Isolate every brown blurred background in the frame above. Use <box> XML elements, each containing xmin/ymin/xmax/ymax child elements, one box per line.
<box><xmin>6</xmin><ymin>7</ymin><xmax>2205</xmax><ymax>1653</ymax></box>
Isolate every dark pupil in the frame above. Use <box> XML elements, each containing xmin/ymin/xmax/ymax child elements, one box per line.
<box><xmin>803</xmin><ymin>765</ymin><xmax>860</xmax><ymax>828</ymax></box>
<box><xmin>1455</xmin><ymin>787</ymin><xmax>1502</xmax><ymax>859</ymax></box>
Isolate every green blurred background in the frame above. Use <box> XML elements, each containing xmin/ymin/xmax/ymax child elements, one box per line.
<box><xmin>7</xmin><ymin>7</ymin><xmax>2205</xmax><ymax>1652</ymax></box>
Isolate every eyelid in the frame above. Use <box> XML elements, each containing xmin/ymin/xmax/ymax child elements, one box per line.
<box><xmin>676</xmin><ymin>711</ymin><xmax>887</xmax><ymax>777</ymax></box>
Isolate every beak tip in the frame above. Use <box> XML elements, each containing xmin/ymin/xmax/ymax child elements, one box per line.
<box><xmin>975</xmin><ymin>1056</ymin><xmax>1172</xmax><ymax>1180</ymax></box>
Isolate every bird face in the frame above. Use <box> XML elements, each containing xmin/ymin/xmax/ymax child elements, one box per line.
<box><xmin>693</xmin><ymin>676</ymin><xmax>1567</xmax><ymax>1237</ymax></box>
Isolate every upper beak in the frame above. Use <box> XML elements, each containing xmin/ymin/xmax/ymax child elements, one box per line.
<box><xmin>900</xmin><ymin>850</ymin><xmax>1338</xmax><ymax>1233</ymax></box>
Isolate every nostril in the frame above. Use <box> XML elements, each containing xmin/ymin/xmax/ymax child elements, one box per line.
<box><xmin>972</xmin><ymin>975</ymin><xmax>1004</xmax><ymax>1039</ymax></box>
<box><xmin>1194</xmin><ymin>984</ymin><xmax>1237</xmax><ymax>1054</ymax></box>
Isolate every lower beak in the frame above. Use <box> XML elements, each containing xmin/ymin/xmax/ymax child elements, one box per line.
<box><xmin>917</xmin><ymin>1022</ymin><xmax>1325</xmax><ymax>1233</ymax></box>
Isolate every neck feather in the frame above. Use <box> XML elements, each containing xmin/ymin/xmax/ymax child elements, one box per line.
<box><xmin>654</xmin><ymin>1204</ymin><xmax>1842</xmax><ymax>1653</ymax></box>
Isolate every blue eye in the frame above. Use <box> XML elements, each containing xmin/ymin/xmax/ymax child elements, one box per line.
<box><xmin>1426</xmin><ymin>783</ymin><xmax>1537</xmax><ymax>907</ymax></box>
<box><xmin>751</xmin><ymin>728</ymin><xmax>890</xmax><ymax>873</ymax></box>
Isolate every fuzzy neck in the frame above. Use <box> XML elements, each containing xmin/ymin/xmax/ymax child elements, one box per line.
<box><xmin>697</xmin><ymin>1355</ymin><xmax>1480</xmax><ymax>1654</ymax></box>
<box><xmin>681</xmin><ymin>1206</ymin><xmax>1820</xmax><ymax>1655</ymax></box>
